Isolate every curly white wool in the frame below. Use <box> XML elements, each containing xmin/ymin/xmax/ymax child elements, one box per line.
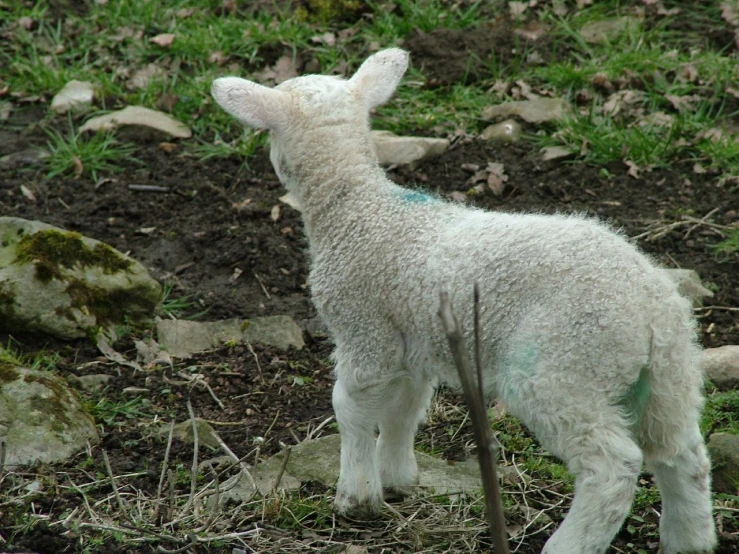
<box><xmin>212</xmin><ymin>49</ymin><xmax>717</xmax><ymax>554</ymax></box>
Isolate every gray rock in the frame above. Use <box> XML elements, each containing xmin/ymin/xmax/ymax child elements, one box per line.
<box><xmin>0</xmin><ymin>148</ymin><xmax>50</xmax><ymax>170</ymax></box>
<box><xmin>222</xmin><ymin>434</ymin><xmax>522</xmax><ymax>504</ymax></box>
<box><xmin>482</xmin><ymin>98</ymin><xmax>571</xmax><ymax>124</ymax></box>
<box><xmin>580</xmin><ymin>17</ymin><xmax>639</xmax><ymax>44</ymax></box>
<box><xmin>156</xmin><ymin>316</ymin><xmax>304</xmax><ymax>358</ymax></box>
<box><xmin>79</xmin><ymin>106</ymin><xmax>192</xmax><ymax>139</ymax></box>
<box><xmin>160</xmin><ymin>418</ymin><xmax>223</xmax><ymax>450</ymax></box>
<box><xmin>663</xmin><ymin>268</ymin><xmax>714</xmax><ymax>307</ymax></box>
<box><xmin>707</xmin><ymin>433</ymin><xmax>739</xmax><ymax>494</ymax></box>
<box><xmin>541</xmin><ymin>145</ymin><xmax>575</xmax><ymax>162</ymax></box>
<box><xmin>480</xmin><ymin>119</ymin><xmax>522</xmax><ymax>143</ymax></box>
<box><xmin>702</xmin><ymin>346</ymin><xmax>739</xmax><ymax>389</ymax></box>
<box><xmin>0</xmin><ymin>365</ymin><xmax>99</xmax><ymax>468</ymax></box>
<box><xmin>50</xmin><ymin>80</ymin><xmax>95</xmax><ymax>114</ymax></box>
<box><xmin>0</xmin><ymin>217</ymin><xmax>162</xmax><ymax>340</ymax></box>
<box><xmin>371</xmin><ymin>130</ymin><xmax>449</xmax><ymax>165</ymax></box>
<box><xmin>67</xmin><ymin>373</ymin><xmax>112</xmax><ymax>392</ymax></box>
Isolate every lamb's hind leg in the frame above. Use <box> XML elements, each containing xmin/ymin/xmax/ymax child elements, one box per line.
<box><xmin>509</xmin><ymin>395</ymin><xmax>642</xmax><ymax>554</ymax></box>
<box><xmin>644</xmin><ymin>422</ymin><xmax>716</xmax><ymax>554</ymax></box>
<box><xmin>376</xmin><ymin>377</ymin><xmax>435</xmax><ymax>495</ymax></box>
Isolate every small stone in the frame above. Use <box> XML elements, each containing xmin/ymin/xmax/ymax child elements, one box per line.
<box><xmin>663</xmin><ymin>269</ymin><xmax>714</xmax><ymax>307</ymax></box>
<box><xmin>541</xmin><ymin>145</ymin><xmax>575</xmax><ymax>162</ymax></box>
<box><xmin>50</xmin><ymin>80</ymin><xmax>95</xmax><ymax>114</ymax></box>
<box><xmin>480</xmin><ymin>119</ymin><xmax>522</xmax><ymax>143</ymax></box>
<box><xmin>156</xmin><ymin>316</ymin><xmax>305</xmax><ymax>358</ymax></box>
<box><xmin>67</xmin><ymin>373</ymin><xmax>112</xmax><ymax>393</ymax></box>
<box><xmin>707</xmin><ymin>433</ymin><xmax>739</xmax><ymax>494</ymax></box>
<box><xmin>371</xmin><ymin>130</ymin><xmax>449</xmax><ymax>165</ymax></box>
<box><xmin>702</xmin><ymin>346</ymin><xmax>739</xmax><ymax>389</ymax></box>
<box><xmin>580</xmin><ymin>17</ymin><xmax>639</xmax><ymax>44</ymax></box>
<box><xmin>79</xmin><ymin>106</ymin><xmax>192</xmax><ymax>139</ymax></box>
<box><xmin>0</xmin><ymin>148</ymin><xmax>50</xmax><ymax>170</ymax></box>
<box><xmin>482</xmin><ymin>98</ymin><xmax>571</xmax><ymax>124</ymax></box>
<box><xmin>161</xmin><ymin>418</ymin><xmax>222</xmax><ymax>449</ymax></box>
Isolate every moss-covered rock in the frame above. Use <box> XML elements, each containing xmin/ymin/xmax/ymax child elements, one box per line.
<box><xmin>0</xmin><ymin>364</ymin><xmax>99</xmax><ymax>468</ymax></box>
<box><xmin>0</xmin><ymin>217</ymin><xmax>162</xmax><ymax>340</ymax></box>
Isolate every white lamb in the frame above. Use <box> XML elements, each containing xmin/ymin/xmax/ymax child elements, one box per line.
<box><xmin>212</xmin><ymin>49</ymin><xmax>717</xmax><ymax>554</ymax></box>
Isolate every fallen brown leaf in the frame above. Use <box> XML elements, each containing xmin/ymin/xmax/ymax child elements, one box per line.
<box><xmin>591</xmin><ymin>72</ymin><xmax>614</xmax><ymax>91</ymax></box>
<box><xmin>677</xmin><ymin>63</ymin><xmax>698</xmax><ymax>83</ymax></box>
<box><xmin>72</xmin><ymin>156</ymin><xmax>83</xmax><ymax>178</ymax></box>
<box><xmin>514</xmin><ymin>21</ymin><xmax>548</xmax><ymax>41</ymax></box>
<box><xmin>693</xmin><ymin>163</ymin><xmax>707</xmax><ymax>174</ymax></box>
<box><xmin>20</xmin><ymin>184</ymin><xmax>36</xmax><ymax>201</ymax></box>
<box><xmin>508</xmin><ymin>1</ymin><xmax>528</xmax><ymax>17</ymax></box>
<box><xmin>150</xmin><ymin>33</ymin><xmax>175</xmax><ymax>47</ymax></box>
<box><xmin>664</xmin><ymin>94</ymin><xmax>700</xmax><ymax>112</ymax></box>
<box><xmin>254</xmin><ymin>55</ymin><xmax>298</xmax><ymax>84</ymax></box>
<box><xmin>721</xmin><ymin>1</ymin><xmax>739</xmax><ymax>27</ymax></box>
<box><xmin>603</xmin><ymin>90</ymin><xmax>644</xmax><ymax>117</ymax></box>
<box><xmin>271</xmin><ymin>205</ymin><xmax>281</xmax><ymax>222</ymax></box>
<box><xmin>311</xmin><ymin>32</ymin><xmax>336</xmax><ymax>46</ymax></box>
<box><xmin>208</xmin><ymin>50</ymin><xmax>227</xmax><ymax>65</ymax></box>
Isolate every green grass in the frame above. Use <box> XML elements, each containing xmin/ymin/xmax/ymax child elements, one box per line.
<box><xmin>44</xmin><ymin>121</ymin><xmax>137</xmax><ymax>182</ymax></box>
<box><xmin>701</xmin><ymin>390</ymin><xmax>739</xmax><ymax>436</ymax></box>
<box><xmin>88</xmin><ymin>396</ymin><xmax>152</xmax><ymax>427</ymax></box>
<box><xmin>715</xmin><ymin>229</ymin><xmax>739</xmax><ymax>258</ymax></box>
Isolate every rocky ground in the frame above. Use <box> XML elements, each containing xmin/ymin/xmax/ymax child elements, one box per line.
<box><xmin>1</xmin><ymin>1</ymin><xmax>739</xmax><ymax>553</ymax></box>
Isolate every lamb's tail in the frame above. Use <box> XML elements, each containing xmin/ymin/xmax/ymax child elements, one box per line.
<box><xmin>637</xmin><ymin>289</ymin><xmax>706</xmax><ymax>460</ymax></box>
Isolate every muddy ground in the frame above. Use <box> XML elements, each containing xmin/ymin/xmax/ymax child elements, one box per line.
<box><xmin>1</xmin><ymin>3</ymin><xmax>739</xmax><ymax>554</ymax></box>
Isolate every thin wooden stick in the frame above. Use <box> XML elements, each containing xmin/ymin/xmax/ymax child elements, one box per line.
<box><xmin>439</xmin><ymin>289</ymin><xmax>510</xmax><ymax>554</ymax></box>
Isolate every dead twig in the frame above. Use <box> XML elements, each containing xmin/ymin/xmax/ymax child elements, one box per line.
<box><xmin>438</xmin><ymin>287</ymin><xmax>510</xmax><ymax>554</ymax></box>
<box><xmin>128</xmin><ymin>184</ymin><xmax>170</xmax><ymax>193</ymax></box>
<box><xmin>253</xmin><ymin>271</ymin><xmax>272</xmax><ymax>299</ymax></box>
<box><xmin>155</xmin><ymin>420</ymin><xmax>175</xmax><ymax>523</ymax></box>
<box><xmin>271</xmin><ymin>446</ymin><xmax>291</xmax><ymax>494</ymax></box>
<box><xmin>103</xmin><ymin>449</ymin><xmax>132</xmax><ymax>523</ymax></box>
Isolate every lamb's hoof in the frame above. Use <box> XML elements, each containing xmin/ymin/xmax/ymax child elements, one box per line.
<box><xmin>333</xmin><ymin>493</ymin><xmax>381</xmax><ymax>519</ymax></box>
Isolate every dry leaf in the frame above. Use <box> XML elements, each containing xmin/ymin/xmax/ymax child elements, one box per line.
<box><xmin>150</xmin><ymin>33</ymin><xmax>175</xmax><ymax>47</ymax></box>
<box><xmin>72</xmin><ymin>156</ymin><xmax>83</xmax><ymax>178</ymax></box>
<box><xmin>18</xmin><ymin>16</ymin><xmax>33</xmax><ymax>30</ymax></box>
<box><xmin>254</xmin><ymin>55</ymin><xmax>298</xmax><ymax>84</ymax></box>
<box><xmin>208</xmin><ymin>50</ymin><xmax>227</xmax><ymax>65</ymax></box>
<box><xmin>156</xmin><ymin>93</ymin><xmax>179</xmax><ymax>112</ymax></box>
<box><xmin>514</xmin><ymin>21</ymin><xmax>548</xmax><ymax>41</ymax></box>
<box><xmin>695</xmin><ymin>128</ymin><xmax>724</xmax><ymax>142</ymax></box>
<box><xmin>591</xmin><ymin>72</ymin><xmax>613</xmax><ymax>91</ymax></box>
<box><xmin>486</xmin><ymin>162</ymin><xmax>508</xmax><ymax>196</ymax></box>
<box><xmin>640</xmin><ymin>111</ymin><xmax>674</xmax><ymax>127</ymax></box>
<box><xmin>175</xmin><ymin>7</ymin><xmax>194</xmax><ymax>17</ymax></box>
<box><xmin>625</xmin><ymin>160</ymin><xmax>642</xmax><ymax>178</ymax></box>
<box><xmin>576</xmin><ymin>0</ymin><xmax>593</xmax><ymax>6</ymax></box>
<box><xmin>552</xmin><ymin>0</ymin><xmax>569</xmax><ymax>16</ymax></box>
<box><xmin>158</xmin><ymin>142</ymin><xmax>177</xmax><ymax>153</ymax></box>
<box><xmin>127</xmin><ymin>63</ymin><xmax>165</xmax><ymax>90</ymax></box>
<box><xmin>603</xmin><ymin>90</ymin><xmax>644</xmax><ymax>117</ymax></box>
<box><xmin>693</xmin><ymin>163</ymin><xmax>707</xmax><ymax>174</ymax></box>
<box><xmin>311</xmin><ymin>32</ymin><xmax>336</xmax><ymax>46</ymax></box>
<box><xmin>508</xmin><ymin>1</ymin><xmax>528</xmax><ymax>17</ymax></box>
<box><xmin>677</xmin><ymin>63</ymin><xmax>698</xmax><ymax>83</ymax></box>
<box><xmin>657</xmin><ymin>4</ymin><xmax>680</xmax><ymax>16</ymax></box>
<box><xmin>448</xmin><ymin>191</ymin><xmax>468</xmax><ymax>203</ymax></box>
<box><xmin>665</xmin><ymin>94</ymin><xmax>700</xmax><ymax>111</ymax></box>
<box><xmin>721</xmin><ymin>1</ymin><xmax>739</xmax><ymax>26</ymax></box>
<box><xmin>271</xmin><ymin>205</ymin><xmax>281</xmax><ymax>222</ymax></box>
<box><xmin>20</xmin><ymin>184</ymin><xmax>36</xmax><ymax>201</ymax></box>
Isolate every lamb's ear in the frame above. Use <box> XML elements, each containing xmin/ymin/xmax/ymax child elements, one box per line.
<box><xmin>349</xmin><ymin>48</ymin><xmax>409</xmax><ymax>110</ymax></box>
<box><xmin>211</xmin><ymin>77</ymin><xmax>290</xmax><ymax>130</ymax></box>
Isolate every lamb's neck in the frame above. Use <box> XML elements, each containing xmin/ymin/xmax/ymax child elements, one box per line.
<box><xmin>293</xmin><ymin>132</ymin><xmax>389</xmax><ymax>243</ymax></box>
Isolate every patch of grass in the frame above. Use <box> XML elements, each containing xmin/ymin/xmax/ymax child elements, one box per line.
<box><xmin>160</xmin><ymin>283</ymin><xmax>209</xmax><ymax>320</ymax></box>
<box><xmin>45</xmin><ymin>123</ymin><xmax>137</xmax><ymax>182</ymax></box>
<box><xmin>714</xmin><ymin>228</ymin><xmax>739</xmax><ymax>258</ymax></box>
<box><xmin>701</xmin><ymin>390</ymin><xmax>739</xmax><ymax>436</ymax></box>
<box><xmin>89</xmin><ymin>396</ymin><xmax>152</xmax><ymax>427</ymax></box>
<box><xmin>266</xmin><ymin>493</ymin><xmax>334</xmax><ymax>530</ymax></box>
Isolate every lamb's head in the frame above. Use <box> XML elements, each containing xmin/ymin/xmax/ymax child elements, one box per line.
<box><xmin>211</xmin><ymin>48</ymin><xmax>408</xmax><ymax>192</ymax></box>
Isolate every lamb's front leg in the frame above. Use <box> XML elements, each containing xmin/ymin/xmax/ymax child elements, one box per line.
<box><xmin>332</xmin><ymin>377</ymin><xmax>384</xmax><ymax>516</ymax></box>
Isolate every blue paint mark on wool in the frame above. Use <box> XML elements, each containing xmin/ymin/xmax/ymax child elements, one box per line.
<box><xmin>497</xmin><ymin>342</ymin><xmax>539</xmax><ymax>402</ymax></box>
<box><xmin>399</xmin><ymin>190</ymin><xmax>437</xmax><ymax>205</ymax></box>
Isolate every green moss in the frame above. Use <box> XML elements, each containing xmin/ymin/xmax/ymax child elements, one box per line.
<box><xmin>64</xmin><ymin>279</ymin><xmax>158</xmax><ymax>330</ymax></box>
<box><xmin>0</xmin><ymin>283</ymin><xmax>18</xmax><ymax>324</ymax></box>
<box><xmin>24</xmin><ymin>372</ymin><xmax>77</xmax><ymax>432</ymax></box>
<box><xmin>297</xmin><ymin>0</ymin><xmax>365</xmax><ymax>22</ymax></box>
<box><xmin>0</xmin><ymin>363</ymin><xmax>20</xmax><ymax>384</ymax></box>
<box><xmin>14</xmin><ymin>229</ymin><xmax>133</xmax><ymax>284</ymax></box>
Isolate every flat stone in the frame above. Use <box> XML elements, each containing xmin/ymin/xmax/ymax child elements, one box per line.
<box><xmin>0</xmin><ymin>217</ymin><xmax>162</xmax><ymax>340</ymax></box>
<box><xmin>50</xmin><ymin>80</ymin><xmax>95</xmax><ymax>114</ymax></box>
<box><xmin>702</xmin><ymin>346</ymin><xmax>739</xmax><ymax>389</ymax></box>
<box><xmin>221</xmin><ymin>434</ymin><xmax>523</xmax><ymax>504</ymax></box>
<box><xmin>0</xmin><ymin>148</ymin><xmax>50</xmax><ymax>170</ymax></box>
<box><xmin>707</xmin><ymin>433</ymin><xmax>739</xmax><ymax>494</ymax></box>
<box><xmin>0</xmin><ymin>365</ymin><xmax>99</xmax><ymax>469</ymax></box>
<box><xmin>482</xmin><ymin>98</ymin><xmax>571</xmax><ymax>124</ymax></box>
<box><xmin>663</xmin><ymin>268</ymin><xmax>714</xmax><ymax>307</ymax></box>
<box><xmin>79</xmin><ymin>106</ymin><xmax>192</xmax><ymax>139</ymax></box>
<box><xmin>480</xmin><ymin>119</ymin><xmax>522</xmax><ymax>143</ymax></box>
<box><xmin>371</xmin><ymin>130</ymin><xmax>449</xmax><ymax>165</ymax></box>
<box><xmin>156</xmin><ymin>316</ymin><xmax>304</xmax><ymax>358</ymax></box>
<box><xmin>580</xmin><ymin>17</ymin><xmax>639</xmax><ymax>44</ymax></box>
